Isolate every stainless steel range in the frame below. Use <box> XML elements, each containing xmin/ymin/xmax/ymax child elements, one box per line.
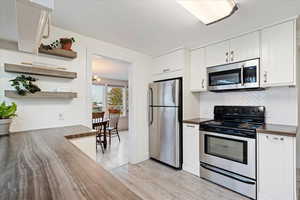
<box><xmin>199</xmin><ymin>106</ymin><xmax>265</xmax><ymax>200</ymax></box>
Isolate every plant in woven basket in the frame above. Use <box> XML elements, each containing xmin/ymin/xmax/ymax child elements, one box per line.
<box><xmin>0</xmin><ymin>101</ymin><xmax>17</xmax><ymax>136</ymax></box>
<box><xmin>0</xmin><ymin>102</ymin><xmax>17</xmax><ymax>119</ymax></box>
<box><xmin>10</xmin><ymin>75</ymin><xmax>41</xmax><ymax>96</ymax></box>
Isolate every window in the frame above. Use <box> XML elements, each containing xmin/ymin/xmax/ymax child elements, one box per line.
<box><xmin>107</xmin><ymin>86</ymin><xmax>127</xmax><ymax>117</ymax></box>
<box><xmin>92</xmin><ymin>84</ymin><xmax>106</xmax><ymax>112</ymax></box>
<box><xmin>92</xmin><ymin>84</ymin><xmax>128</xmax><ymax>117</ymax></box>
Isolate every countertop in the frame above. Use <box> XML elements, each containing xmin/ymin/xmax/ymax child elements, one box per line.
<box><xmin>182</xmin><ymin>118</ymin><xmax>211</xmax><ymax>125</ymax></box>
<box><xmin>0</xmin><ymin>125</ymin><xmax>141</xmax><ymax>200</ymax></box>
<box><xmin>257</xmin><ymin>123</ymin><xmax>297</xmax><ymax>137</ymax></box>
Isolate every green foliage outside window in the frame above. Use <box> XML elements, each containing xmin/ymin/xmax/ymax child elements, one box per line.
<box><xmin>107</xmin><ymin>87</ymin><xmax>123</xmax><ymax>113</ymax></box>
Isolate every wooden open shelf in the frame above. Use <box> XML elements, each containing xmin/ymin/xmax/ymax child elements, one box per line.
<box><xmin>4</xmin><ymin>63</ymin><xmax>77</xmax><ymax>79</ymax></box>
<box><xmin>5</xmin><ymin>90</ymin><xmax>77</xmax><ymax>99</ymax></box>
<box><xmin>38</xmin><ymin>47</ymin><xmax>77</xmax><ymax>59</ymax></box>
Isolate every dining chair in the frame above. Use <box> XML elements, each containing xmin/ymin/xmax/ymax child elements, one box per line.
<box><xmin>107</xmin><ymin>109</ymin><xmax>121</xmax><ymax>145</ymax></box>
<box><xmin>92</xmin><ymin>112</ymin><xmax>107</xmax><ymax>153</ymax></box>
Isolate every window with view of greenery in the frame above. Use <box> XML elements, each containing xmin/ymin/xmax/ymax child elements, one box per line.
<box><xmin>107</xmin><ymin>87</ymin><xmax>126</xmax><ymax>116</ymax></box>
<box><xmin>92</xmin><ymin>84</ymin><xmax>127</xmax><ymax>116</ymax></box>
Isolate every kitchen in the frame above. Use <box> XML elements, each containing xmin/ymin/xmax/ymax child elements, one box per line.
<box><xmin>149</xmin><ymin>17</ymin><xmax>299</xmax><ymax>200</ymax></box>
<box><xmin>0</xmin><ymin>0</ymin><xmax>300</xmax><ymax>200</ymax></box>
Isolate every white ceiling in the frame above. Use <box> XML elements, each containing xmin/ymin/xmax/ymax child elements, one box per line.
<box><xmin>52</xmin><ymin>0</ymin><xmax>300</xmax><ymax>56</ymax></box>
<box><xmin>92</xmin><ymin>55</ymin><xmax>129</xmax><ymax>80</ymax></box>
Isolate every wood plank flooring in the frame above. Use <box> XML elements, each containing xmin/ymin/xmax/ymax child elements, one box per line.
<box><xmin>71</xmin><ymin>132</ymin><xmax>300</xmax><ymax>200</ymax></box>
<box><xmin>111</xmin><ymin>160</ymin><xmax>249</xmax><ymax>200</ymax></box>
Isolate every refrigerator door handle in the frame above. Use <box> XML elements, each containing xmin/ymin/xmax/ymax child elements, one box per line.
<box><xmin>149</xmin><ymin>87</ymin><xmax>154</xmax><ymax>125</ymax></box>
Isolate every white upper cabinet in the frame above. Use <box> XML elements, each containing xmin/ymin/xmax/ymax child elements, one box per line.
<box><xmin>258</xmin><ymin>133</ymin><xmax>296</xmax><ymax>200</ymax></box>
<box><xmin>205</xmin><ymin>32</ymin><xmax>260</xmax><ymax>67</ymax></box>
<box><xmin>261</xmin><ymin>21</ymin><xmax>295</xmax><ymax>87</ymax></box>
<box><xmin>190</xmin><ymin>48</ymin><xmax>206</xmax><ymax>92</ymax></box>
<box><xmin>229</xmin><ymin>31</ymin><xmax>260</xmax><ymax>62</ymax></box>
<box><xmin>152</xmin><ymin>49</ymin><xmax>185</xmax><ymax>75</ymax></box>
<box><xmin>205</xmin><ymin>40</ymin><xmax>230</xmax><ymax>67</ymax></box>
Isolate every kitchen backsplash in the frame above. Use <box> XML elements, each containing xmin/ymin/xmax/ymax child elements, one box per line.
<box><xmin>199</xmin><ymin>87</ymin><xmax>297</xmax><ymax>125</ymax></box>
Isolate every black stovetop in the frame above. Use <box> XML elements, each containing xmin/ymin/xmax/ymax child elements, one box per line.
<box><xmin>200</xmin><ymin>106</ymin><xmax>265</xmax><ymax>138</ymax></box>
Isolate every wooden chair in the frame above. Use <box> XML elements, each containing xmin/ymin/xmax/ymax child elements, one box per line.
<box><xmin>107</xmin><ymin>109</ymin><xmax>121</xmax><ymax>145</ymax></box>
<box><xmin>92</xmin><ymin>112</ymin><xmax>107</xmax><ymax>153</ymax></box>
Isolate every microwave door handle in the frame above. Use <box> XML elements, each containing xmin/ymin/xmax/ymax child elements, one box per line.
<box><xmin>241</xmin><ymin>65</ymin><xmax>244</xmax><ymax>86</ymax></box>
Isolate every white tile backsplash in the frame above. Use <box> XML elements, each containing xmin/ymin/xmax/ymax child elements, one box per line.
<box><xmin>199</xmin><ymin>87</ymin><xmax>297</xmax><ymax>125</ymax></box>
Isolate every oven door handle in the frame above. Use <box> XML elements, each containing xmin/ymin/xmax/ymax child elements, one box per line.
<box><xmin>241</xmin><ymin>64</ymin><xmax>244</xmax><ymax>86</ymax></box>
<box><xmin>200</xmin><ymin>164</ymin><xmax>255</xmax><ymax>185</ymax></box>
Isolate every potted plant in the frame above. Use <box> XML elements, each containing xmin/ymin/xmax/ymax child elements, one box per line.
<box><xmin>60</xmin><ymin>37</ymin><xmax>75</xmax><ymax>50</ymax></box>
<box><xmin>10</xmin><ymin>75</ymin><xmax>41</xmax><ymax>96</ymax></box>
<box><xmin>0</xmin><ymin>102</ymin><xmax>17</xmax><ymax>136</ymax></box>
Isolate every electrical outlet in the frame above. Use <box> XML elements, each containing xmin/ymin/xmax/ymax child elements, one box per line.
<box><xmin>58</xmin><ymin>113</ymin><xmax>64</xmax><ymax>121</ymax></box>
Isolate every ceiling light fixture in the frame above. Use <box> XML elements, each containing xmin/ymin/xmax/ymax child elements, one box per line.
<box><xmin>176</xmin><ymin>0</ymin><xmax>238</xmax><ymax>25</ymax></box>
<box><xmin>92</xmin><ymin>75</ymin><xmax>101</xmax><ymax>82</ymax></box>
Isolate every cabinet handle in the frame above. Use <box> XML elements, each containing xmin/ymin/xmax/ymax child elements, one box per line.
<box><xmin>186</xmin><ymin>125</ymin><xmax>195</xmax><ymax>128</ymax></box>
<box><xmin>163</xmin><ymin>68</ymin><xmax>170</xmax><ymax>73</ymax></box>
<box><xmin>225</xmin><ymin>52</ymin><xmax>229</xmax><ymax>63</ymax></box>
<box><xmin>230</xmin><ymin>51</ymin><xmax>234</xmax><ymax>62</ymax></box>
<box><xmin>266</xmin><ymin>135</ymin><xmax>284</xmax><ymax>141</ymax></box>
<box><xmin>264</xmin><ymin>71</ymin><xmax>267</xmax><ymax>83</ymax></box>
<box><xmin>201</xmin><ymin>79</ymin><xmax>205</xmax><ymax>88</ymax></box>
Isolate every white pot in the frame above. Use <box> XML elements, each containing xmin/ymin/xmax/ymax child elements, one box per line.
<box><xmin>0</xmin><ymin>119</ymin><xmax>12</xmax><ymax>136</ymax></box>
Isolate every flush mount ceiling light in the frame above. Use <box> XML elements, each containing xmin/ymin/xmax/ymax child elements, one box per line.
<box><xmin>176</xmin><ymin>0</ymin><xmax>238</xmax><ymax>25</ymax></box>
<box><xmin>92</xmin><ymin>75</ymin><xmax>101</xmax><ymax>82</ymax></box>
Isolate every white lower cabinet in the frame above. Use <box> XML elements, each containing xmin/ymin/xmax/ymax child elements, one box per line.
<box><xmin>257</xmin><ymin>133</ymin><xmax>296</xmax><ymax>200</ymax></box>
<box><xmin>183</xmin><ymin>123</ymin><xmax>200</xmax><ymax>176</ymax></box>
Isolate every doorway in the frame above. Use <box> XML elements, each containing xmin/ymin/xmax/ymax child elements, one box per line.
<box><xmin>91</xmin><ymin>55</ymin><xmax>130</xmax><ymax>170</ymax></box>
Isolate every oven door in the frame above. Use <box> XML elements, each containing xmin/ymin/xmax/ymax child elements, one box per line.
<box><xmin>200</xmin><ymin>131</ymin><xmax>256</xmax><ymax>179</ymax></box>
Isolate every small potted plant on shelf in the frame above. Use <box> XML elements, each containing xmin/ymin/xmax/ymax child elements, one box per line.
<box><xmin>0</xmin><ymin>102</ymin><xmax>17</xmax><ymax>136</ymax></box>
<box><xmin>60</xmin><ymin>37</ymin><xmax>75</xmax><ymax>51</ymax></box>
<box><xmin>10</xmin><ymin>75</ymin><xmax>41</xmax><ymax>96</ymax></box>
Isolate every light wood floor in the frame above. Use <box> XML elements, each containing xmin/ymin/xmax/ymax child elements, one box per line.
<box><xmin>96</xmin><ymin>131</ymin><xmax>129</xmax><ymax>170</ymax></box>
<box><xmin>71</xmin><ymin>134</ymin><xmax>300</xmax><ymax>200</ymax></box>
<box><xmin>111</xmin><ymin>160</ymin><xmax>249</xmax><ymax>200</ymax></box>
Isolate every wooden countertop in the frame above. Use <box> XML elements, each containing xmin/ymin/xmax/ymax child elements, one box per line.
<box><xmin>0</xmin><ymin>125</ymin><xmax>141</xmax><ymax>200</ymax></box>
<box><xmin>257</xmin><ymin>123</ymin><xmax>297</xmax><ymax>137</ymax></box>
<box><xmin>182</xmin><ymin>118</ymin><xmax>211</xmax><ymax>125</ymax></box>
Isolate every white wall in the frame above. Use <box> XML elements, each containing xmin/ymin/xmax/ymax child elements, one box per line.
<box><xmin>0</xmin><ymin>26</ymin><xmax>151</xmax><ymax>164</ymax></box>
<box><xmin>199</xmin><ymin>87</ymin><xmax>298</xmax><ymax>126</ymax></box>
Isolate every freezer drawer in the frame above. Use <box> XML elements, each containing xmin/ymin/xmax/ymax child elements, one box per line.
<box><xmin>149</xmin><ymin>106</ymin><xmax>181</xmax><ymax>168</ymax></box>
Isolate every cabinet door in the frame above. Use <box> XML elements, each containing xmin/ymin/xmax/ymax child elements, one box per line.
<box><xmin>166</xmin><ymin>49</ymin><xmax>185</xmax><ymax>72</ymax></box>
<box><xmin>205</xmin><ymin>40</ymin><xmax>230</xmax><ymax>67</ymax></box>
<box><xmin>261</xmin><ymin>21</ymin><xmax>295</xmax><ymax>87</ymax></box>
<box><xmin>183</xmin><ymin>123</ymin><xmax>200</xmax><ymax>176</ymax></box>
<box><xmin>152</xmin><ymin>49</ymin><xmax>185</xmax><ymax>75</ymax></box>
<box><xmin>230</xmin><ymin>31</ymin><xmax>260</xmax><ymax>62</ymax></box>
<box><xmin>258</xmin><ymin>133</ymin><xmax>295</xmax><ymax>200</ymax></box>
<box><xmin>190</xmin><ymin>48</ymin><xmax>206</xmax><ymax>91</ymax></box>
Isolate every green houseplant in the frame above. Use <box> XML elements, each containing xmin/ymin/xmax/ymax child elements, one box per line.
<box><xmin>0</xmin><ymin>102</ymin><xmax>17</xmax><ymax>136</ymax></box>
<box><xmin>10</xmin><ymin>75</ymin><xmax>41</xmax><ymax>96</ymax></box>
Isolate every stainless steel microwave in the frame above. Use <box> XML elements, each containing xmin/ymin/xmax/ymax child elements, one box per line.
<box><xmin>207</xmin><ymin>59</ymin><xmax>260</xmax><ymax>92</ymax></box>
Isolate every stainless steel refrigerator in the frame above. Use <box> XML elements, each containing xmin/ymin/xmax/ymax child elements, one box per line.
<box><xmin>148</xmin><ymin>78</ymin><xmax>182</xmax><ymax>169</ymax></box>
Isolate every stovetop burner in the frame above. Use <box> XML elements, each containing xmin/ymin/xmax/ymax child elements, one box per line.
<box><xmin>200</xmin><ymin>106</ymin><xmax>265</xmax><ymax>138</ymax></box>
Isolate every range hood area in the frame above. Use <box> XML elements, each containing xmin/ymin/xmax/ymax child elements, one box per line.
<box><xmin>0</xmin><ymin>0</ymin><xmax>53</xmax><ymax>54</ymax></box>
